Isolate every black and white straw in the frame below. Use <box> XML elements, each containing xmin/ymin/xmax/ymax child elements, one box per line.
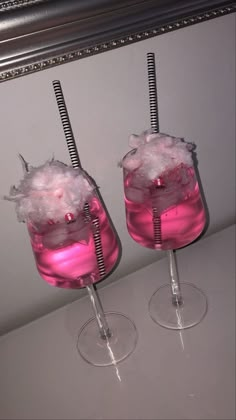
<box><xmin>152</xmin><ymin>207</ymin><xmax>162</xmax><ymax>245</ymax></box>
<box><xmin>52</xmin><ymin>80</ymin><xmax>81</xmax><ymax>169</ymax></box>
<box><xmin>92</xmin><ymin>217</ymin><xmax>106</xmax><ymax>278</ymax></box>
<box><xmin>147</xmin><ymin>52</ymin><xmax>159</xmax><ymax>133</ymax></box>
<box><xmin>147</xmin><ymin>53</ymin><xmax>162</xmax><ymax>245</ymax></box>
<box><xmin>52</xmin><ymin>79</ymin><xmax>106</xmax><ymax>277</ymax></box>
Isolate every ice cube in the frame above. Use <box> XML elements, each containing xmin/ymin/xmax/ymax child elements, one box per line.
<box><xmin>125</xmin><ymin>186</ymin><xmax>145</xmax><ymax>203</ymax></box>
<box><xmin>151</xmin><ymin>166</ymin><xmax>195</xmax><ymax>213</ymax></box>
<box><xmin>42</xmin><ymin>216</ymin><xmax>90</xmax><ymax>250</ymax></box>
<box><xmin>68</xmin><ymin>217</ymin><xmax>90</xmax><ymax>244</ymax></box>
<box><xmin>42</xmin><ymin>224</ymin><xmax>70</xmax><ymax>249</ymax></box>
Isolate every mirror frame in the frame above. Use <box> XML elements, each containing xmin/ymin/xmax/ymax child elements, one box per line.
<box><xmin>0</xmin><ymin>0</ymin><xmax>235</xmax><ymax>83</ymax></box>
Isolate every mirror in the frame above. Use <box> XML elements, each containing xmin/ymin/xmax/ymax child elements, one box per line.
<box><xmin>0</xmin><ymin>0</ymin><xmax>234</xmax><ymax>82</ymax></box>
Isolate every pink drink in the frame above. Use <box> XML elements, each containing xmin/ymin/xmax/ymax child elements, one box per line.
<box><xmin>28</xmin><ymin>195</ymin><xmax>119</xmax><ymax>288</ymax></box>
<box><xmin>124</xmin><ymin>162</ymin><xmax>206</xmax><ymax>250</ymax></box>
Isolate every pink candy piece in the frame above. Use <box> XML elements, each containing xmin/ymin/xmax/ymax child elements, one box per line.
<box><xmin>65</xmin><ymin>212</ymin><xmax>75</xmax><ymax>223</ymax></box>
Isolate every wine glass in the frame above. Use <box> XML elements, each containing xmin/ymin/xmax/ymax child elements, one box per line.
<box><xmin>25</xmin><ymin>166</ymin><xmax>137</xmax><ymax>365</ymax></box>
<box><xmin>122</xmin><ymin>150</ymin><xmax>207</xmax><ymax>329</ymax></box>
<box><xmin>5</xmin><ymin>77</ymin><xmax>138</xmax><ymax>367</ymax></box>
<box><xmin>120</xmin><ymin>53</ymin><xmax>207</xmax><ymax>330</ymax></box>
<box><xmin>7</xmin><ymin>161</ymin><xmax>136</xmax><ymax>367</ymax></box>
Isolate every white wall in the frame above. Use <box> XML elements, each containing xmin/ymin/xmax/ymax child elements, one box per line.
<box><xmin>0</xmin><ymin>13</ymin><xmax>235</xmax><ymax>335</ymax></box>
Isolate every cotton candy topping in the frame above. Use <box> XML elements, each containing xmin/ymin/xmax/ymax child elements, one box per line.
<box><xmin>120</xmin><ymin>131</ymin><xmax>194</xmax><ymax>180</ymax></box>
<box><xmin>4</xmin><ymin>158</ymin><xmax>95</xmax><ymax>224</ymax></box>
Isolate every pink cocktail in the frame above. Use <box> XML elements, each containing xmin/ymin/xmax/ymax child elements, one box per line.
<box><xmin>28</xmin><ymin>195</ymin><xmax>119</xmax><ymax>289</ymax></box>
<box><xmin>124</xmin><ymin>162</ymin><xmax>206</xmax><ymax>250</ymax></box>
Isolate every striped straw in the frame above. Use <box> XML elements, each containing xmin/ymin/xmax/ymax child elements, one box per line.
<box><xmin>52</xmin><ymin>80</ymin><xmax>81</xmax><ymax>168</ymax></box>
<box><xmin>52</xmin><ymin>80</ymin><xmax>106</xmax><ymax>278</ymax></box>
<box><xmin>147</xmin><ymin>53</ymin><xmax>162</xmax><ymax>245</ymax></box>
<box><xmin>147</xmin><ymin>52</ymin><xmax>159</xmax><ymax>133</ymax></box>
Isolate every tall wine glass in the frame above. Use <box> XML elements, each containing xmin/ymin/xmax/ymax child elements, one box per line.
<box><xmin>6</xmin><ymin>80</ymin><xmax>137</xmax><ymax>367</ymax></box>
<box><xmin>26</xmin><ymin>166</ymin><xmax>137</xmax><ymax>366</ymax></box>
<box><xmin>121</xmin><ymin>53</ymin><xmax>207</xmax><ymax>330</ymax></box>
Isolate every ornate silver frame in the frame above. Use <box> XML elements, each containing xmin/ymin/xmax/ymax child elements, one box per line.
<box><xmin>0</xmin><ymin>0</ymin><xmax>235</xmax><ymax>83</ymax></box>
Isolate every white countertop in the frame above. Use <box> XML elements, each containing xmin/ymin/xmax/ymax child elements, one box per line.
<box><xmin>0</xmin><ymin>225</ymin><xmax>235</xmax><ymax>420</ymax></box>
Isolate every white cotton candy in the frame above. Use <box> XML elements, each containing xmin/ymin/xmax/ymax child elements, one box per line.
<box><xmin>121</xmin><ymin>130</ymin><xmax>194</xmax><ymax>180</ymax></box>
<box><xmin>4</xmin><ymin>159</ymin><xmax>95</xmax><ymax>224</ymax></box>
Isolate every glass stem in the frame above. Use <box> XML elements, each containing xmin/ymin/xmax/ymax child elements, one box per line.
<box><xmin>167</xmin><ymin>250</ymin><xmax>183</xmax><ymax>306</ymax></box>
<box><xmin>86</xmin><ymin>284</ymin><xmax>111</xmax><ymax>339</ymax></box>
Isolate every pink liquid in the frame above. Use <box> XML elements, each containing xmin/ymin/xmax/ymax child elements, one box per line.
<box><xmin>124</xmin><ymin>164</ymin><xmax>206</xmax><ymax>250</ymax></box>
<box><xmin>28</xmin><ymin>196</ymin><xmax>119</xmax><ymax>289</ymax></box>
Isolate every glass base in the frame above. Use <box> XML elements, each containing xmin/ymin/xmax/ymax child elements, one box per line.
<box><xmin>149</xmin><ymin>283</ymin><xmax>207</xmax><ymax>330</ymax></box>
<box><xmin>77</xmin><ymin>312</ymin><xmax>138</xmax><ymax>366</ymax></box>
